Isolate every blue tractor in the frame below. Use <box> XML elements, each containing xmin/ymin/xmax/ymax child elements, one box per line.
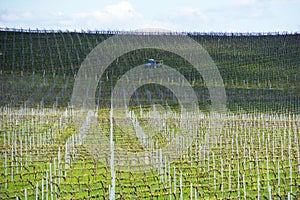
<box><xmin>145</xmin><ymin>59</ymin><xmax>163</xmax><ymax>69</ymax></box>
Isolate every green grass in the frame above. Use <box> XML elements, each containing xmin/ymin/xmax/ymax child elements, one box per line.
<box><xmin>0</xmin><ymin>30</ymin><xmax>299</xmax><ymax>113</ymax></box>
<box><xmin>0</xmin><ymin>107</ymin><xmax>299</xmax><ymax>199</ymax></box>
<box><xmin>0</xmin><ymin>30</ymin><xmax>299</xmax><ymax>199</ymax></box>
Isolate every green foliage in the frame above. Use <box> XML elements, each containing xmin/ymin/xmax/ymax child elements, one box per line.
<box><xmin>0</xmin><ymin>30</ymin><xmax>299</xmax><ymax>113</ymax></box>
<box><xmin>0</xmin><ymin>108</ymin><xmax>299</xmax><ymax>199</ymax></box>
<box><xmin>0</xmin><ymin>29</ymin><xmax>299</xmax><ymax>199</ymax></box>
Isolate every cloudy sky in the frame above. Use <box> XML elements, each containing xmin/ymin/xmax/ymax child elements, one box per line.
<box><xmin>0</xmin><ymin>0</ymin><xmax>299</xmax><ymax>32</ymax></box>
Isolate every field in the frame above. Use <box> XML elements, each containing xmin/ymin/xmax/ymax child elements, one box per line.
<box><xmin>0</xmin><ymin>28</ymin><xmax>299</xmax><ymax>199</ymax></box>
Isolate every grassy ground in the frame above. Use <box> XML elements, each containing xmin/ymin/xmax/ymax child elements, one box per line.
<box><xmin>0</xmin><ymin>107</ymin><xmax>299</xmax><ymax>199</ymax></box>
<box><xmin>0</xmin><ymin>30</ymin><xmax>299</xmax><ymax>112</ymax></box>
<box><xmin>0</xmin><ymin>30</ymin><xmax>299</xmax><ymax>199</ymax></box>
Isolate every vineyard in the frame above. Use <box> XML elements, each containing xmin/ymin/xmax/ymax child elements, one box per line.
<box><xmin>0</xmin><ymin>28</ymin><xmax>299</xmax><ymax>199</ymax></box>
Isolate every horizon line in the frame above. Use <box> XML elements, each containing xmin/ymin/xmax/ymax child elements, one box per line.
<box><xmin>1</xmin><ymin>27</ymin><xmax>299</xmax><ymax>36</ymax></box>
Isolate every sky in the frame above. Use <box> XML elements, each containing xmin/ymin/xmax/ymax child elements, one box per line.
<box><xmin>0</xmin><ymin>0</ymin><xmax>299</xmax><ymax>33</ymax></box>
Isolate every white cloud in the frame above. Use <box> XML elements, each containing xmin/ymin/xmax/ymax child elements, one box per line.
<box><xmin>65</xmin><ymin>1</ymin><xmax>143</xmax><ymax>30</ymax></box>
<box><xmin>0</xmin><ymin>0</ymin><xmax>298</xmax><ymax>32</ymax></box>
<box><xmin>174</xmin><ymin>7</ymin><xmax>208</xmax><ymax>22</ymax></box>
<box><xmin>72</xmin><ymin>1</ymin><xmax>142</xmax><ymax>23</ymax></box>
<box><xmin>0</xmin><ymin>10</ymin><xmax>64</xmax><ymax>22</ymax></box>
<box><xmin>0</xmin><ymin>12</ymin><xmax>20</xmax><ymax>21</ymax></box>
<box><xmin>0</xmin><ymin>1</ymin><xmax>143</xmax><ymax>30</ymax></box>
<box><xmin>104</xmin><ymin>1</ymin><xmax>141</xmax><ymax>20</ymax></box>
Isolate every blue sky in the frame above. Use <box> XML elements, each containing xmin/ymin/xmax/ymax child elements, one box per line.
<box><xmin>0</xmin><ymin>0</ymin><xmax>299</xmax><ymax>32</ymax></box>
